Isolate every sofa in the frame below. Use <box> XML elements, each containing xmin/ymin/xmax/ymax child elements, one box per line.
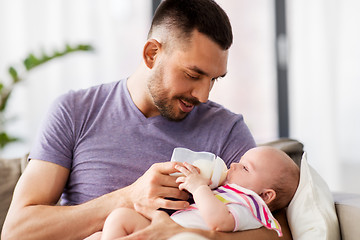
<box><xmin>1</xmin><ymin>138</ymin><xmax>360</xmax><ymax>239</ymax></box>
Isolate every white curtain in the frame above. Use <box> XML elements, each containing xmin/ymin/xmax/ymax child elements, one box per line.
<box><xmin>288</xmin><ymin>0</ymin><xmax>360</xmax><ymax>193</ymax></box>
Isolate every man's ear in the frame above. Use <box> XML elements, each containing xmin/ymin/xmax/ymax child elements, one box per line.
<box><xmin>143</xmin><ymin>39</ymin><xmax>161</xmax><ymax>69</ymax></box>
<box><xmin>260</xmin><ymin>189</ymin><xmax>276</xmax><ymax>205</ymax></box>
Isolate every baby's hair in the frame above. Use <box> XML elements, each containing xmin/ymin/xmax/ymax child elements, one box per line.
<box><xmin>267</xmin><ymin>154</ymin><xmax>300</xmax><ymax>212</ymax></box>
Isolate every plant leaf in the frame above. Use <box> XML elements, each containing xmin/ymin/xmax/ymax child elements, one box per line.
<box><xmin>0</xmin><ymin>131</ymin><xmax>19</xmax><ymax>149</ymax></box>
<box><xmin>8</xmin><ymin>66</ymin><xmax>20</xmax><ymax>83</ymax></box>
<box><xmin>1</xmin><ymin>43</ymin><xmax>94</xmax><ymax>150</ymax></box>
<box><xmin>23</xmin><ymin>53</ymin><xmax>40</xmax><ymax>70</ymax></box>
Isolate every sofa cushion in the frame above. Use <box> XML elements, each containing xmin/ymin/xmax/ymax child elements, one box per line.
<box><xmin>333</xmin><ymin>192</ymin><xmax>360</xmax><ymax>240</ymax></box>
<box><xmin>287</xmin><ymin>153</ymin><xmax>340</xmax><ymax>240</ymax></box>
<box><xmin>0</xmin><ymin>157</ymin><xmax>21</xmax><ymax>231</ymax></box>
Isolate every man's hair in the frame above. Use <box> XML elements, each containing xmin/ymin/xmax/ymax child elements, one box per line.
<box><xmin>148</xmin><ymin>0</ymin><xmax>233</xmax><ymax>50</ymax></box>
<box><xmin>267</xmin><ymin>160</ymin><xmax>300</xmax><ymax>212</ymax></box>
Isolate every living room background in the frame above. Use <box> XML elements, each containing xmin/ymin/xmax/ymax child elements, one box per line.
<box><xmin>0</xmin><ymin>0</ymin><xmax>359</xmax><ymax>194</ymax></box>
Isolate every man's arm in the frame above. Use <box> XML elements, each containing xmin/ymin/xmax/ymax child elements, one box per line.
<box><xmin>120</xmin><ymin>207</ymin><xmax>293</xmax><ymax>240</ymax></box>
<box><xmin>1</xmin><ymin>160</ymin><xmax>189</xmax><ymax>240</ymax></box>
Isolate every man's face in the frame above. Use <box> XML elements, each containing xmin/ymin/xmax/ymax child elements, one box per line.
<box><xmin>148</xmin><ymin>30</ymin><xmax>229</xmax><ymax>121</ymax></box>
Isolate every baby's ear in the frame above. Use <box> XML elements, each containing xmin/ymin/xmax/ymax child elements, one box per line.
<box><xmin>260</xmin><ymin>189</ymin><xmax>276</xmax><ymax>205</ymax></box>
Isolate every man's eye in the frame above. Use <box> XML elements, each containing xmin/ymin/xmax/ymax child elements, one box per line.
<box><xmin>186</xmin><ymin>73</ymin><xmax>200</xmax><ymax>80</ymax></box>
<box><xmin>212</xmin><ymin>76</ymin><xmax>223</xmax><ymax>82</ymax></box>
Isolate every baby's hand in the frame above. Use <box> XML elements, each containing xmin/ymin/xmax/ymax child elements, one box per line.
<box><xmin>175</xmin><ymin>162</ymin><xmax>211</xmax><ymax>194</ymax></box>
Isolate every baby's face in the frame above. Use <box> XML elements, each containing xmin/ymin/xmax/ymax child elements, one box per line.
<box><xmin>225</xmin><ymin>147</ymin><xmax>278</xmax><ymax>194</ymax></box>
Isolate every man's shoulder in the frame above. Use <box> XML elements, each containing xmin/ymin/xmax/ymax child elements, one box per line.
<box><xmin>197</xmin><ymin>100</ymin><xmax>244</xmax><ymax>122</ymax></box>
<box><xmin>57</xmin><ymin>80</ymin><xmax>123</xmax><ymax>104</ymax></box>
<box><xmin>70</xmin><ymin>80</ymin><xmax>121</xmax><ymax>98</ymax></box>
<box><xmin>48</xmin><ymin>80</ymin><xmax>126</xmax><ymax>121</ymax></box>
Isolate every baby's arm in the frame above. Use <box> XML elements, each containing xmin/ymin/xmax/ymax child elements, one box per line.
<box><xmin>175</xmin><ymin>162</ymin><xmax>235</xmax><ymax>232</ymax></box>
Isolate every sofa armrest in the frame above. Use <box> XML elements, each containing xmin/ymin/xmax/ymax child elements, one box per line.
<box><xmin>333</xmin><ymin>192</ymin><xmax>360</xmax><ymax>240</ymax></box>
<box><xmin>0</xmin><ymin>157</ymin><xmax>22</xmax><ymax>231</ymax></box>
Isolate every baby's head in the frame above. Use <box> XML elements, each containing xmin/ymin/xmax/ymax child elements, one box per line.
<box><xmin>226</xmin><ymin>146</ymin><xmax>300</xmax><ymax>211</ymax></box>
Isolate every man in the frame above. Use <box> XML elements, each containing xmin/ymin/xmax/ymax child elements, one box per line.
<box><xmin>2</xmin><ymin>0</ymin><xmax>292</xmax><ymax>239</ymax></box>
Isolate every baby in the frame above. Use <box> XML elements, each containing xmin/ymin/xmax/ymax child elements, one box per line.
<box><xmin>90</xmin><ymin>146</ymin><xmax>300</xmax><ymax>239</ymax></box>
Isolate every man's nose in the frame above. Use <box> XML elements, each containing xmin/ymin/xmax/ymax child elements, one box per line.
<box><xmin>191</xmin><ymin>79</ymin><xmax>212</xmax><ymax>103</ymax></box>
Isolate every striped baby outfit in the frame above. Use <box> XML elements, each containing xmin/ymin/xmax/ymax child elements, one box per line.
<box><xmin>213</xmin><ymin>184</ymin><xmax>282</xmax><ymax>236</ymax></box>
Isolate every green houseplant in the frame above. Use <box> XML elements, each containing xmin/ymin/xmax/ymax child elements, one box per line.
<box><xmin>0</xmin><ymin>44</ymin><xmax>93</xmax><ymax>150</ymax></box>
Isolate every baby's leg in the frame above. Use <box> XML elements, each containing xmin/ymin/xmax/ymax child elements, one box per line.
<box><xmin>101</xmin><ymin>208</ymin><xmax>151</xmax><ymax>240</ymax></box>
<box><xmin>83</xmin><ymin>231</ymin><xmax>102</xmax><ymax>240</ymax></box>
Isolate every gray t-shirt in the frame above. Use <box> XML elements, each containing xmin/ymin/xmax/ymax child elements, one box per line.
<box><xmin>29</xmin><ymin>79</ymin><xmax>256</xmax><ymax>205</ymax></box>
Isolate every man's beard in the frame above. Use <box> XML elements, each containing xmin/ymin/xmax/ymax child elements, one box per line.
<box><xmin>147</xmin><ymin>64</ymin><xmax>200</xmax><ymax>121</ymax></box>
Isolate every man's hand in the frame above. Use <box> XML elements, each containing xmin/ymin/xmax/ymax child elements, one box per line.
<box><xmin>175</xmin><ymin>162</ymin><xmax>210</xmax><ymax>193</ymax></box>
<box><xmin>117</xmin><ymin>203</ymin><xmax>186</xmax><ymax>240</ymax></box>
<box><xmin>127</xmin><ymin>162</ymin><xmax>190</xmax><ymax>210</ymax></box>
